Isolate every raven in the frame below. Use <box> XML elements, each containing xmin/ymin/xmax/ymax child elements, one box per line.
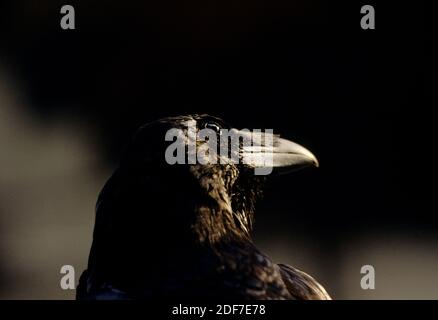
<box><xmin>77</xmin><ymin>114</ymin><xmax>331</xmax><ymax>300</ymax></box>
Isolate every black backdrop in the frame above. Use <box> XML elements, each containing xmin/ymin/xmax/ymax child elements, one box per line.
<box><xmin>0</xmin><ymin>0</ymin><xmax>436</xmax><ymax>298</ymax></box>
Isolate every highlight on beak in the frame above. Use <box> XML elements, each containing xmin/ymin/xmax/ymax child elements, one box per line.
<box><xmin>235</xmin><ymin>129</ymin><xmax>319</xmax><ymax>175</ymax></box>
<box><xmin>269</xmin><ymin>136</ymin><xmax>319</xmax><ymax>169</ymax></box>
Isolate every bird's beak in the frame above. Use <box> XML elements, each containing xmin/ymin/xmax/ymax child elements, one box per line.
<box><xmin>232</xmin><ymin>129</ymin><xmax>319</xmax><ymax>175</ymax></box>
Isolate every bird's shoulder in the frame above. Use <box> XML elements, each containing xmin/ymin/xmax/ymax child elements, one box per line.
<box><xmin>214</xmin><ymin>242</ymin><xmax>291</xmax><ymax>299</ymax></box>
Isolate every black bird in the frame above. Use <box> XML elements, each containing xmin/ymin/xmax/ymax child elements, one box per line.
<box><xmin>77</xmin><ymin>114</ymin><xmax>331</xmax><ymax>300</ymax></box>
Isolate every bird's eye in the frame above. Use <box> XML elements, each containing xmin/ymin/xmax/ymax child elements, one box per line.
<box><xmin>204</xmin><ymin>122</ymin><xmax>221</xmax><ymax>134</ymax></box>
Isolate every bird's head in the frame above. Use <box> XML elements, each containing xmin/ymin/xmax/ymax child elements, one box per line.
<box><xmin>109</xmin><ymin>114</ymin><xmax>318</xmax><ymax>245</ymax></box>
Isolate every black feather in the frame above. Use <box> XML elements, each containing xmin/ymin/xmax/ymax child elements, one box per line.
<box><xmin>77</xmin><ymin>114</ymin><xmax>331</xmax><ymax>300</ymax></box>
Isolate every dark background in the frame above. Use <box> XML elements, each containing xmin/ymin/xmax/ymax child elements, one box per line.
<box><xmin>0</xmin><ymin>0</ymin><xmax>436</xmax><ymax>299</ymax></box>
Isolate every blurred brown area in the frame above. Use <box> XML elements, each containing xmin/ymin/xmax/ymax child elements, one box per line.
<box><xmin>0</xmin><ymin>68</ymin><xmax>107</xmax><ymax>299</ymax></box>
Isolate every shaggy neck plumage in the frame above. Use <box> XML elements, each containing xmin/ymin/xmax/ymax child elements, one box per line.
<box><xmin>189</xmin><ymin>165</ymin><xmax>262</xmax><ymax>245</ymax></box>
